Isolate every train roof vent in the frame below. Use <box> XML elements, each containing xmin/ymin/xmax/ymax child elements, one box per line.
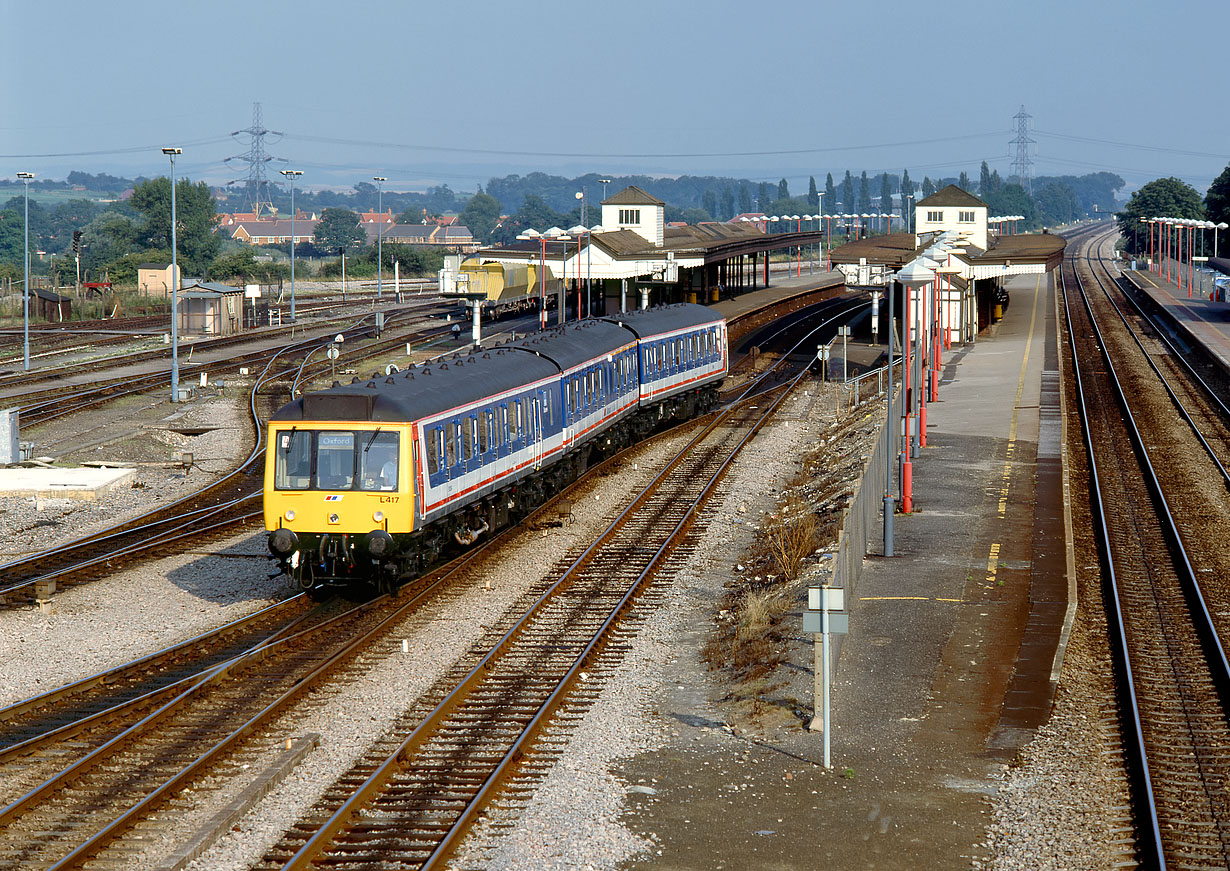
<box><xmin>422</xmin><ymin>368</ymin><xmax>431</xmax><ymax>375</ymax></box>
<box><xmin>385</xmin><ymin>376</ymin><xmax>396</xmax><ymax>384</ymax></box>
<box><xmin>482</xmin><ymin>353</ymin><xmax>491</xmax><ymax>359</ymax></box>
<box><xmin>439</xmin><ymin>363</ymin><xmax>448</xmax><ymax>370</ymax></box>
<box><xmin>332</xmin><ymin>381</ymin><xmax>341</xmax><ymax>388</ymax></box>
<box><xmin>366</xmin><ymin>381</ymin><xmax>377</xmax><ymax>388</ymax></box>
<box><xmin>350</xmin><ymin>376</ymin><xmax>361</xmax><ymax>384</ymax></box>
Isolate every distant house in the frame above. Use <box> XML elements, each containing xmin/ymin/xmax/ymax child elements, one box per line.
<box><xmin>359</xmin><ymin>209</ymin><xmax>395</xmax><ymax>225</ymax></box>
<box><xmin>228</xmin><ymin>219</ymin><xmax>319</xmax><ymax>246</ymax></box>
<box><xmin>365</xmin><ymin>222</ymin><xmax>478</xmax><ymax>252</ymax></box>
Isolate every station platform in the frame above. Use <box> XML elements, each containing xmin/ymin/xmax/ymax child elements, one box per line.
<box><xmin>1120</xmin><ymin>265</ymin><xmax>1230</xmax><ymax>374</ymax></box>
<box><xmin>710</xmin><ymin>270</ymin><xmax>846</xmax><ymax>323</ymax></box>
<box><xmin>807</xmin><ymin>270</ymin><xmax>1073</xmax><ymax>864</ymax></box>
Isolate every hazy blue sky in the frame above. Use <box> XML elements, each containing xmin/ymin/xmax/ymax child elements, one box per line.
<box><xmin>4</xmin><ymin>0</ymin><xmax>1227</xmax><ymax>200</ymax></box>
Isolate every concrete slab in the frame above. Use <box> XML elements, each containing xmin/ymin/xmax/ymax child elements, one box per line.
<box><xmin>0</xmin><ymin>466</ymin><xmax>136</xmax><ymax>500</ymax></box>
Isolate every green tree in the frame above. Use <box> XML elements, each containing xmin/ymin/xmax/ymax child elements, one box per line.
<box><xmin>1204</xmin><ymin>163</ymin><xmax>1230</xmax><ymax>227</ymax></box>
<box><xmin>738</xmin><ymin>183</ymin><xmax>752</xmax><ymax>214</ymax></box>
<box><xmin>858</xmin><ymin>171</ymin><xmax>870</xmax><ymax>214</ymax></box>
<box><xmin>0</xmin><ymin>207</ymin><xmax>22</xmax><ymax>267</ymax></box>
<box><xmin>129</xmin><ymin>176</ymin><xmax>220</xmax><ymax>273</ymax></box>
<box><xmin>958</xmin><ymin>171</ymin><xmax>972</xmax><ymax>192</ymax></box>
<box><xmin>807</xmin><ymin>176</ymin><xmax>819</xmax><ymax>211</ymax></box>
<box><xmin>81</xmin><ymin>211</ymin><xmax>142</xmax><ymax>272</ymax></box>
<box><xmin>879</xmin><ymin>174</ymin><xmax>893</xmax><ymax>230</ymax></box>
<box><xmin>459</xmin><ymin>190</ymin><xmax>502</xmax><ymax>244</ymax></box>
<box><xmin>1117</xmin><ymin>176</ymin><xmax>1205</xmax><ymax>255</ymax></box>
<box><xmin>922</xmin><ymin>176</ymin><xmax>936</xmax><ymax>198</ymax></box>
<box><xmin>313</xmin><ymin>208</ymin><xmax>367</xmax><ymax>254</ymax></box>
<box><xmin>720</xmin><ymin>186</ymin><xmax>735</xmax><ymax>220</ymax></box>
<box><xmin>778</xmin><ymin>178</ymin><xmax>789</xmax><ymax>200</ymax></box>
<box><xmin>205</xmin><ymin>247</ymin><xmax>263</xmax><ymax>283</ymax></box>
<box><xmin>841</xmin><ymin>171</ymin><xmax>854</xmax><ymax>213</ymax></box>
<box><xmin>1034</xmin><ymin>182</ymin><xmax>1080</xmax><ymax>227</ymax></box>
<box><xmin>702</xmin><ymin>189</ymin><xmax>718</xmax><ymax>217</ymax></box>
<box><xmin>983</xmin><ymin>184</ymin><xmax>1037</xmax><ymax>228</ymax></box>
<box><xmin>979</xmin><ymin>162</ymin><xmax>992</xmax><ymax>195</ymax></box>
<box><xmin>824</xmin><ymin>173</ymin><xmax>836</xmax><ymax>213</ymax></box>
<box><xmin>758</xmin><ymin>182</ymin><xmax>772</xmax><ymax>211</ymax></box>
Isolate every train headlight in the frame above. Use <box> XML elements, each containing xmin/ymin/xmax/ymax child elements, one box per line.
<box><xmin>269</xmin><ymin>527</ymin><xmax>299</xmax><ymax>557</ymax></box>
<box><xmin>364</xmin><ymin>529</ymin><xmax>394</xmax><ymax>557</ymax></box>
<box><xmin>328</xmin><ymin>513</ymin><xmax>340</xmax><ymax>524</ymax></box>
<box><xmin>373</xmin><ymin>510</ymin><xmax>385</xmax><ymax>523</ymax></box>
<box><xmin>284</xmin><ymin>509</ymin><xmax>296</xmax><ymax>522</ymax></box>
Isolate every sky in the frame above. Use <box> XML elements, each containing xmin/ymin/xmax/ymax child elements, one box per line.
<box><xmin>3</xmin><ymin>0</ymin><xmax>1227</xmax><ymax>202</ymax></box>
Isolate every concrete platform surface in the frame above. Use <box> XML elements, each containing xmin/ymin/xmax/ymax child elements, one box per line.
<box><xmin>0</xmin><ymin>466</ymin><xmax>136</xmax><ymax>500</ymax></box>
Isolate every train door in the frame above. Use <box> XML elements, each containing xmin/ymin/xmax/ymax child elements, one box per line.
<box><xmin>527</xmin><ymin>392</ymin><xmax>541</xmax><ymax>470</ymax></box>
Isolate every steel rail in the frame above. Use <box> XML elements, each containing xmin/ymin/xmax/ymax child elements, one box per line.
<box><xmin>280</xmin><ymin>360</ymin><xmax>809</xmax><ymax>869</ymax></box>
<box><xmin>1065</xmin><ymin>233</ymin><xmax>1230</xmax><ymax>866</ymax></box>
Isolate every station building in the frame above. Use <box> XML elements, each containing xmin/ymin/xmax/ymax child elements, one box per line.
<box><xmin>445</xmin><ymin>186</ymin><xmax>822</xmax><ymax>315</ymax></box>
<box><xmin>828</xmin><ymin>185</ymin><xmax>1064</xmax><ymax>341</ymax></box>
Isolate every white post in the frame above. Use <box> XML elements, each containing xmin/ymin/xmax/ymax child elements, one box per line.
<box><xmin>471</xmin><ymin>298</ymin><xmax>481</xmax><ymax>346</ymax></box>
<box><xmin>395</xmin><ymin>260</ymin><xmax>400</xmax><ymax>301</ymax></box>
<box><xmin>822</xmin><ymin>597</ymin><xmax>831</xmax><ymax>769</ymax></box>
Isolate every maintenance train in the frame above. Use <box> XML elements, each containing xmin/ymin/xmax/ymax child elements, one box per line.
<box><xmin>264</xmin><ymin>303</ymin><xmax>728</xmax><ymax>590</ymax></box>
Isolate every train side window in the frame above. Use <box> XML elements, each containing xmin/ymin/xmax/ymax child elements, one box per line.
<box><xmin>426</xmin><ymin>427</ymin><xmax>440</xmax><ymax>475</ymax></box>
<box><xmin>514</xmin><ymin>400</ymin><xmax>523</xmax><ymax>442</ymax></box>
<box><xmin>462</xmin><ymin>416</ymin><xmax>475</xmax><ymax>461</ymax></box>
<box><xmin>445</xmin><ymin>422</ymin><xmax>458</xmax><ymax>467</ymax></box>
<box><xmin>499</xmin><ymin>405</ymin><xmax>508</xmax><ymax>447</ymax></box>
<box><xmin>478</xmin><ymin>411</ymin><xmax>489</xmax><ymax>454</ymax></box>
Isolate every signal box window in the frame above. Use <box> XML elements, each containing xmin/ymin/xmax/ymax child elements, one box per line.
<box><xmin>618</xmin><ymin>208</ymin><xmax>640</xmax><ymax>225</ymax></box>
<box><xmin>926</xmin><ymin>210</ymin><xmax>943</xmax><ymax>223</ymax></box>
<box><xmin>958</xmin><ymin>210</ymin><xmax>975</xmax><ymax>223</ymax></box>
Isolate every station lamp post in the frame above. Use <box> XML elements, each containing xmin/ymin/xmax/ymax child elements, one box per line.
<box><xmin>280</xmin><ymin>169</ymin><xmax>303</xmax><ymax>321</ymax></box>
<box><xmin>1216</xmin><ymin>222</ymin><xmax>1229</xmax><ymax>260</ymax></box>
<box><xmin>161</xmin><ymin>148</ymin><xmax>181</xmax><ymax>401</ymax></box>
<box><xmin>17</xmin><ymin>172</ymin><xmax>33</xmax><ymax>371</ymax></box>
<box><xmin>373</xmin><ymin>177</ymin><xmax>386</xmax><ymax>300</ymax></box>
<box><xmin>517</xmin><ymin>228</ymin><xmax>571</xmax><ymax>330</ymax></box>
<box><xmin>895</xmin><ymin>260</ymin><xmax>935</xmax><ymax>514</ymax></box>
<box><xmin>598</xmin><ymin>178</ymin><xmax>611</xmax><ymax>202</ymax></box>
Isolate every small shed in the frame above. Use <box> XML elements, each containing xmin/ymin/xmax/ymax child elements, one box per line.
<box><xmin>32</xmin><ymin>288</ymin><xmax>71</xmax><ymax>322</ymax></box>
<box><xmin>137</xmin><ymin>263</ymin><xmax>179</xmax><ymax>298</ymax></box>
<box><xmin>177</xmin><ymin>279</ymin><xmax>245</xmax><ymax>337</ymax></box>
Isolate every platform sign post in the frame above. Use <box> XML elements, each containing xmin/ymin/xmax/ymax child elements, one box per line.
<box><xmin>806</xmin><ymin>585</ymin><xmax>847</xmax><ymax>768</ymax></box>
<box><xmin>870</xmin><ymin>291</ymin><xmax>881</xmax><ymax>345</ymax></box>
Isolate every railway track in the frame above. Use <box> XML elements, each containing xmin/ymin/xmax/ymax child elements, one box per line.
<box><xmin>0</xmin><ymin>313</ymin><xmax>469</xmax><ymax>607</ymax></box>
<box><xmin>1063</xmin><ymin>227</ymin><xmax>1230</xmax><ymax>868</ymax></box>
<box><xmin>256</xmin><ymin>350</ymin><xmax>822</xmax><ymax>869</ymax></box>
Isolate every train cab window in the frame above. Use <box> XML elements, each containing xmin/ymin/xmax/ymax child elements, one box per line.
<box><xmin>359</xmin><ymin>431</ymin><xmax>400</xmax><ymax>491</ymax></box>
<box><xmin>445</xmin><ymin>422</ymin><xmax>458</xmax><ymax>467</ymax></box>
<box><xmin>315</xmin><ymin>431</ymin><xmax>356</xmax><ymax>490</ymax></box>
<box><xmin>273</xmin><ymin>429</ymin><xmax>313</xmax><ymax>490</ymax></box>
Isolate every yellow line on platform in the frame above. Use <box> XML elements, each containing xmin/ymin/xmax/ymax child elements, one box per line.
<box><xmin>998</xmin><ymin>274</ymin><xmax>1041</xmax><ymax>518</ymax></box>
<box><xmin>860</xmin><ymin>596</ymin><xmax>964</xmax><ymax>602</ymax></box>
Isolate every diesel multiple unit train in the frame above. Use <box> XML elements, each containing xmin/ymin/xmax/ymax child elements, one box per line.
<box><xmin>263</xmin><ymin>303</ymin><xmax>728</xmax><ymax>589</ymax></box>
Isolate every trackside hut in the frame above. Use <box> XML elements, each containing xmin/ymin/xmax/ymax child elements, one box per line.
<box><xmin>177</xmin><ymin>279</ymin><xmax>245</xmax><ymax>337</ymax></box>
